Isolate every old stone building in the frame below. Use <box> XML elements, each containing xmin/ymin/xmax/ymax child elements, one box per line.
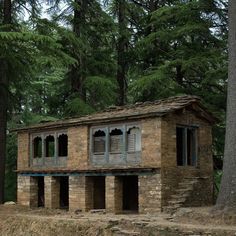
<box><xmin>15</xmin><ymin>95</ymin><xmax>215</xmax><ymax>214</ymax></box>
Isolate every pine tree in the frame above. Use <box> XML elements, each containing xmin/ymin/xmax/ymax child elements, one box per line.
<box><xmin>130</xmin><ymin>0</ymin><xmax>227</xmax><ymax>110</ymax></box>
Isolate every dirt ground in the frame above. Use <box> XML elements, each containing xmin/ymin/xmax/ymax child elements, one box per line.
<box><xmin>0</xmin><ymin>205</ymin><xmax>236</xmax><ymax>236</ymax></box>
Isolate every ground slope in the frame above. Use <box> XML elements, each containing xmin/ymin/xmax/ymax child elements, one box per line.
<box><xmin>0</xmin><ymin>205</ymin><xmax>236</xmax><ymax>236</ymax></box>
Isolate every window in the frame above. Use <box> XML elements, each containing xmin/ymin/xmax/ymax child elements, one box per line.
<box><xmin>58</xmin><ymin>134</ymin><xmax>68</xmax><ymax>157</ymax></box>
<box><xmin>176</xmin><ymin>126</ymin><xmax>197</xmax><ymax>166</ymax></box>
<box><xmin>45</xmin><ymin>135</ymin><xmax>55</xmax><ymax>157</ymax></box>
<box><xmin>31</xmin><ymin>131</ymin><xmax>68</xmax><ymax>167</ymax></box>
<box><xmin>90</xmin><ymin>124</ymin><xmax>141</xmax><ymax>165</ymax></box>
<box><xmin>93</xmin><ymin>130</ymin><xmax>106</xmax><ymax>154</ymax></box>
<box><xmin>110</xmin><ymin>128</ymin><xmax>123</xmax><ymax>153</ymax></box>
<box><xmin>127</xmin><ymin>127</ymin><xmax>141</xmax><ymax>152</ymax></box>
<box><xmin>33</xmin><ymin>136</ymin><xmax>42</xmax><ymax>158</ymax></box>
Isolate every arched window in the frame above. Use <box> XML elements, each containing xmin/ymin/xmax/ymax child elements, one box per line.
<box><xmin>45</xmin><ymin>135</ymin><xmax>55</xmax><ymax>157</ymax></box>
<box><xmin>110</xmin><ymin>128</ymin><xmax>123</xmax><ymax>153</ymax></box>
<box><xmin>33</xmin><ymin>136</ymin><xmax>42</xmax><ymax>158</ymax></box>
<box><xmin>127</xmin><ymin>127</ymin><xmax>141</xmax><ymax>152</ymax></box>
<box><xmin>93</xmin><ymin>130</ymin><xmax>106</xmax><ymax>154</ymax></box>
<box><xmin>58</xmin><ymin>134</ymin><xmax>68</xmax><ymax>157</ymax></box>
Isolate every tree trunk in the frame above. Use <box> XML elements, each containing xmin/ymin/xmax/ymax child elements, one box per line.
<box><xmin>0</xmin><ymin>0</ymin><xmax>11</xmax><ymax>204</ymax></box>
<box><xmin>116</xmin><ymin>0</ymin><xmax>127</xmax><ymax>106</ymax></box>
<box><xmin>216</xmin><ymin>0</ymin><xmax>236</xmax><ymax>211</ymax></box>
<box><xmin>69</xmin><ymin>0</ymin><xmax>87</xmax><ymax>101</ymax></box>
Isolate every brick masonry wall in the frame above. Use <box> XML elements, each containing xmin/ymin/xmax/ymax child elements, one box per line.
<box><xmin>17</xmin><ymin>132</ymin><xmax>29</xmax><ymax>170</ymax></box>
<box><xmin>161</xmin><ymin>110</ymin><xmax>213</xmax><ymax>207</ymax></box>
<box><xmin>105</xmin><ymin>176</ymin><xmax>123</xmax><ymax>213</ymax></box>
<box><xmin>17</xmin><ymin>175</ymin><xmax>38</xmax><ymax>207</ymax></box>
<box><xmin>17</xmin><ymin>119</ymin><xmax>162</xmax><ymax>171</ymax></box>
<box><xmin>141</xmin><ymin>118</ymin><xmax>162</xmax><ymax>168</ymax></box>
<box><xmin>69</xmin><ymin>176</ymin><xmax>85</xmax><ymax>211</ymax></box>
<box><xmin>44</xmin><ymin>176</ymin><xmax>60</xmax><ymax>209</ymax></box>
<box><xmin>67</xmin><ymin>126</ymin><xmax>89</xmax><ymax>169</ymax></box>
<box><xmin>139</xmin><ymin>173</ymin><xmax>162</xmax><ymax>213</ymax></box>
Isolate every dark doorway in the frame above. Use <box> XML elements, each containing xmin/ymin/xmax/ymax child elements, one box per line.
<box><xmin>122</xmin><ymin>176</ymin><xmax>138</xmax><ymax>212</ymax></box>
<box><xmin>93</xmin><ymin>176</ymin><xmax>105</xmax><ymax>209</ymax></box>
<box><xmin>38</xmin><ymin>177</ymin><xmax>44</xmax><ymax>207</ymax></box>
<box><xmin>60</xmin><ymin>176</ymin><xmax>69</xmax><ymax>209</ymax></box>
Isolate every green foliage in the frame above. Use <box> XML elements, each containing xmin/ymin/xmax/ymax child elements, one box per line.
<box><xmin>84</xmin><ymin>76</ymin><xmax>118</xmax><ymax>110</ymax></box>
<box><xmin>65</xmin><ymin>95</ymin><xmax>95</xmax><ymax>117</ymax></box>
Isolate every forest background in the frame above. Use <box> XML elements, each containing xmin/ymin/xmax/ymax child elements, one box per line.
<box><xmin>0</xmin><ymin>0</ymin><xmax>228</xmax><ymax>202</ymax></box>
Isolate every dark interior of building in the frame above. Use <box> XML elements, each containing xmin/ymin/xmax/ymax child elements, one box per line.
<box><xmin>38</xmin><ymin>176</ymin><xmax>45</xmax><ymax>207</ymax></box>
<box><xmin>122</xmin><ymin>176</ymin><xmax>138</xmax><ymax>212</ymax></box>
<box><xmin>60</xmin><ymin>176</ymin><xmax>69</xmax><ymax>209</ymax></box>
<box><xmin>93</xmin><ymin>176</ymin><xmax>105</xmax><ymax>209</ymax></box>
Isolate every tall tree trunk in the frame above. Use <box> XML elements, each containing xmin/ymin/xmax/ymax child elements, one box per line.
<box><xmin>116</xmin><ymin>0</ymin><xmax>127</xmax><ymax>106</ymax></box>
<box><xmin>0</xmin><ymin>0</ymin><xmax>11</xmax><ymax>204</ymax></box>
<box><xmin>69</xmin><ymin>0</ymin><xmax>87</xmax><ymax>101</ymax></box>
<box><xmin>216</xmin><ymin>0</ymin><xmax>236</xmax><ymax>211</ymax></box>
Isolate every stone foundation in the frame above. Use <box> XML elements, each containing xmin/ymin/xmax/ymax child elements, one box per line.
<box><xmin>18</xmin><ymin>173</ymin><xmax>162</xmax><ymax>214</ymax></box>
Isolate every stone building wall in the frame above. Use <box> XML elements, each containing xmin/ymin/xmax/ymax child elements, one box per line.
<box><xmin>67</xmin><ymin>126</ymin><xmax>89</xmax><ymax>169</ymax></box>
<box><xmin>161</xmin><ymin>110</ymin><xmax>213</xmax><ymax>207</ymax></box>
<box><xmin>17</xmin><ymin>175</ymin><xmax>38</xmax><ymax>207</ymax></box>
<box><xmin>139</xmin><ymin>173</ymin><xmax>162</xmax><ymax>213</ymax></box>
<box><xmin>140</xmin><ymin>118</ymin><xmax>161</xmax><ymax>168</ymax></box>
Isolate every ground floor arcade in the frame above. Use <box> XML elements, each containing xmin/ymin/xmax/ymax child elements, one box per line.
<box><xmin>17</xmin><ymin>170</ymin><xmax>161</xmax><ymax>214</ymax></box>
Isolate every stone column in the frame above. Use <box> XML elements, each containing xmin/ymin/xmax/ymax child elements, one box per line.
<box><xmin>44</xmin><ymin>176</ymin><xmax>60</xmax><ymax>209</ymax></box>
<box><xmin>85</xmin><ymin>176</ymin><xmax>94</xmax><ymax>211</ymax></box>
<box><xmin>69</xmin><ymin>176</ymin><xmax>85</xmax><ymax>211</ymax></box>
<box><xmin>17</xmin><ymin>175</ymin><xmax>38</xmax><ymax>207</ymax></box>
<box><xmin>105</xmin><ymin>176</ymin><xmax>123</xmax><ymax>213</ymax></box>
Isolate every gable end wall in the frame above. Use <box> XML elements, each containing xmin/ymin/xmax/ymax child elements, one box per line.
<box><xmin>161</xmin><ymin>110</ymin><xmax>213</xmax><ymax>207</ymax></box>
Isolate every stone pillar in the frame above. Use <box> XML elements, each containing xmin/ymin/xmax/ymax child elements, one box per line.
<box><xmin>85</xmin><ymin>176</ymin><xmax>94</xmax><ymax>211</ymax></box>
<box><xmin>69</xmin><ymin>176</ymin><xmax>84</xmax><ymax>211</ymax></box>
<box><xmin>17</xmin><ymin>175</ymin><xmax>38</xmax><ymax>207</ymax></box>
<box><xmin>105</xmin><ymin>176</ymin><xmax>123</xmax><ymax>213</ymax></box>
<box><xmin>139</xmin><ymin>173</ymin><xmax>162</xmax><ymax>214</ymax></box>
<box><xmin>69</xmin><ymin>176</ymin><xmax>94</xmax><ymax>212</ymax></box>
<box><xmin>44</xmin><ymin>176</ymin><xmax>60</xmax><ymax>209</ymax></box>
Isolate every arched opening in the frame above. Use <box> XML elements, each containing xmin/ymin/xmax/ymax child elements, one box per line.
<box><xmin>45</xmin><ymin>135</ymin><xmax>55</xmax><ymax>157</ymax></box>
<box><xmin>33</xmin><ymin>136</ymin><xmax>42</xmax><ymax>158</ymax></box>
<box><xmin>110</xmin><ymin>128</ymin><xmax>123</xmax><ymax>153</ymax></box>
<box><xmin>127</xmin><ymin>127</ymin><xmax>141</xmax><ymax>152</ymax></box>
<box><xmin>93</xmin><ymin>130</ymin><xmax>106</xmax><ymax>154</ymax></box>
<box><xmin>58</xmin><ymin>134</ymin><xmax>68</xmax><ymax>157</ymax></box>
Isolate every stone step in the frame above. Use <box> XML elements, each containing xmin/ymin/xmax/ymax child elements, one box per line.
<box><xmin>169</xmin><ymin>197</ymin><xmax>186</xmax><ymax>203</ymax></box>
<box><xmin>111</xmin><ymin>227</ymin><xmax>140</xmax><ymax>236</ymax></box>
<box><xmin>171</xmin><ymin>193</ymin><xmax>188</xmax><ymax>199</ymax></box>
<box><xmin>175</xmin><ymin>187</ymin><xmax>193</xmax><ymax>192</ymax></box>
<box><xmin>166</xmin><ymin>203</ymin><xmax>182</xmax><ymax>208</ymax></box>
<box><xmin>163</xmin><ymin>205</ymin><xmax>179</xmax><ymax>213</ymax></box>
<box><xmin>179</xmin><ymin>182</ymin><xmax>194</xmax><ymax>187</ymax></box>
<box><xmin>168</xmin><ymin>200</ymin><xmax>185</xmax><ymax>206</ymax></box>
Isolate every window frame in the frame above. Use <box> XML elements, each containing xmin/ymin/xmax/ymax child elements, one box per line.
<box><xmin>30</xmin><ymin>130</ymin><xmax>68</xmax><ymax>166</ymax></box>
<box><xmin>176</xmin><ymin>125</ymin><xmax>198</xmax><ymax>167</ymax></box>
<box><xmin>90</xmin><ymin>123</ymin><xmax>141</xmax><ymax>165</ymax></box>
<box><xmin>92</xmin><ymin>128</ymin><xmax>107</xmax><ymax>155</ymax></box>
